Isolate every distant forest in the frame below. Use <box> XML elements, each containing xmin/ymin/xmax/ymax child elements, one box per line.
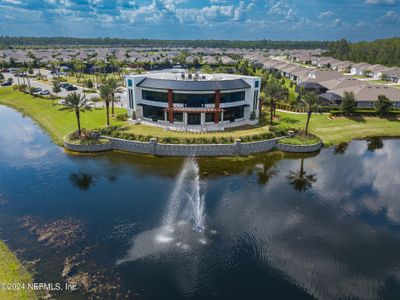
<box><xmin>0</xmin><ymin>36</ymin><xmax>332</xmax><ymax>50</ymax></box>
<box><xmin>324</xmin><ymin>38</ymin><xmax>400</xmax><ymax>67</ymax></box>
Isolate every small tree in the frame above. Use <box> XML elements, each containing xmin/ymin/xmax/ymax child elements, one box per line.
<box><xmin>264</xmin><ymin>78</ymin><xmax>286</xmax><ymax>125</ymax></box>
<box><xmin>375</xmin><ymin>95</ymin><xmax>392</xmax><ymax>116</ymax></box>
<box><xmin>60</xmin><ymin>92</ymin><xmax>92</xmax><ymax>136</ymax></box>
<box><xmin>86</xmin><ymin>79</ymin><xmax>94</xmax><ymax>89</ymax></box>
<box><xmin>341</xmin><ymin>91</ymin><xmax>356</xmax><ymax>114</ymax></box>
<box><xmin>301</xmin><ymin>91</ymin><xmax>319</xmax><ymax>135</ymax></box>
<box><xmin>99</xmin><ymin>83</ymin><xmax>113</xmax><ymax>126</ymax></box>
<box><xmin>52</xmin><ymin>80</ymin><xmax>61</xmax><ymax>105</ymax></box>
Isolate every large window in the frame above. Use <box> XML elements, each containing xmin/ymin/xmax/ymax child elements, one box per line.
<box><xmin>220</xmin><ymin>91</ymin><xmax>245</xmax><ymax>103</ymax></box>
<box><xmin>142</xmin><ymin>105</ymin><xmax>165</xmax><ymax>122</ymax></box>
<box><xmin>173</xmin><ymin>93</ymin><xmax>215</xmax><ymax>107</ymax></box>
<box><xmin>223</xmin><ymin>106</ymin><xmax>245</xmax><ymax>122</ymax></box>
<box><xmin>174</xmin><ymin>112</ymin><xmax>183</xmax><ymax>122</ymax></box>
<box><xmin>142</xmin><ymin>90</ymin><xmax>168</xmax><ymax>102</ymax></box>
<box><xmin>128</xmin><ymin>89</ymin><xmax>134</xmax><ymax>109</ymax></box>
<box><xmin>205</xmin><ymin>113</ymin><xmax>215</xmax><ymax>123</ymax></box>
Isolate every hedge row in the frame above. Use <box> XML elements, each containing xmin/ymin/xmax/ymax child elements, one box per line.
<box><xmin>97</xmin><ymin>126</ymin><xmax>288</xmax><ymax>144</ymax></box>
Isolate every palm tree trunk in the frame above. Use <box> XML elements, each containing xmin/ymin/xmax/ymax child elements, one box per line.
<box><xmin>305</xmin><ymin>110</ymin><xmax>312</xmax><ymax>135</ymax></box>
<box><xmin>75</xmin><ymin>110</ymin><xmax>81</xmax><ymax>135</ymax></box>
<box><xmin>270</xmin><ymin>100</ymin><xmax>274</xmax><ymax>125</ymax></box>
<box><xmin>106</xmin><ymin>101</ymin><xmax>110</xmax><ymax>126</ymax></box>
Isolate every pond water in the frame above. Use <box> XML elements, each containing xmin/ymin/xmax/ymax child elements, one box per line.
<box><xmin>1</xmin><ymin>105</ymin><xmax>400</xmax><ymax>300</ymax></box>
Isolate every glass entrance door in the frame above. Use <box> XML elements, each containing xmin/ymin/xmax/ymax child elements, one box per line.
<box><xmin>187</xmin><ymin>113</ymin><xmax>201</xmax><ymax>125</ymax></box>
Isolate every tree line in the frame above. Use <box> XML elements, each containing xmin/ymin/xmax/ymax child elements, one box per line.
<box><xmin>324</xmin><ymin>38</ymin><xmax>400</xmax><ymax>67</ymax></box>
<box><xmin>0</xmin><ymin>36</ymin><xmax>332</xmax><ymax>50</ymax></box>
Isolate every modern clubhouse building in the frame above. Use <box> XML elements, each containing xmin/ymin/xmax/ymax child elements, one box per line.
<box><xmin>126</xmin><ymin>70</ymin><xmax>261</xmax><ymax>131</ymax></box>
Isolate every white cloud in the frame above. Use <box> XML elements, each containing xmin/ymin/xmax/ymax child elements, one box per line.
<box><xmin>2</xmin><ymin>0</ymin><xmax>23</xmax><ymax>4</ymax></box>
<box><xmin>331</xmin><ymin>18</ymin><xmax>343</xmax><ymax>27</ymax></box>
<box><xmin>365</xmin><ymin>0</ymin><xmax>396</xmax><ymax>5</ymax></box>
<box><xmin>268</xmin><ymin>1</ymin><xmax>297</xmax><ymax>22</ymax></box>
<box><xmin>377</xmin><ymin>10</ymin><xmax>399</xmax><ymax>24</ymax></box>
<box><xmin>319</xmin><ymin>10</ymin><xmax>333</xmax><ymax>19</ymax></box>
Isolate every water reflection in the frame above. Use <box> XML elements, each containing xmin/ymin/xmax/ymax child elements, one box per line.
<box><xmin>334</xmin><ymin>142</ymin><xmax>349</xmax><ymax>155</ymax></box>
<box><xmin>367</xmin><ymin>137</ymin><xmax>384</xmax><ymax>152</ymax></box>
<box><xmin>287</xmin><ymin>158</ymin><xmax>317</xmax><ymax>192</ymax></box>
<box><xmin>2</xmin><ymin>105</ymin><xmax>400</xmax><ymax>299</ymax></box>
<box><xmin>69</xmin><ymin>172</ymin><xmax>95</xmax><ymax>191</ymax></box>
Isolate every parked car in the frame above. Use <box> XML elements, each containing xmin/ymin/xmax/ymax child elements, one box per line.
<box><xmin>1</xmin><ymin>81</ymin><xmax>12</xmax><ymax>86</ymax></box>
<box><xmin>31</xmin><ymin>87</ymin><xmax>42</xmax><ymax>93</ymax></box>
<box><xmin>60</xmin><ymin>83</ymin><xmax>71</xmax><ymax>88</ymax></box>
<box><xmin>39</xmin><ymin>90</ymin><xmax>50</xmax><ymax>95</ymax></box>
<box><xmin>0</xmin><ymin>68</ymin><xmax>8</xmax><ymax>72</ymax></box>
<box><xmin>65</xmin><ymin>85</ymin><xmax>78</xmax><ymax>91</ymax></box>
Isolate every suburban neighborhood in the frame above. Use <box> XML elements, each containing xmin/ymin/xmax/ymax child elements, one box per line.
<box><xmin>1</xmin><ymin>0</ymin><xmax>400</xmax><ymax>299</ymax></box>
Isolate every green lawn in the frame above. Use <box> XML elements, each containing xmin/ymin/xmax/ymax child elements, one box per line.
<box><xmin>123</xmin><ymin>123</ymin><xmax>271</xmax><ymax>140</ymax></box>
<box><xmin>0</xmin><ymin>241</ymin><xmax>36</xmax><ymax>300</ymax></box>
<box><xmin>276</xmin><ymin>111</ymin><xmax>400</xmax><ymax>146</ymax></box>
<box><xmin>278</xmin><ymin>134</ymin><xmax>321</xmax><ymax>145</ymax></box>
<box><xmin>0</xmin><ymin>87</ymin><xmax>126</xmax><ymax>145</ymax></box>
<box><xmin>1</xmin><ymin>87</ymin><xmax>399</xmax><ymax>147</ymax></box>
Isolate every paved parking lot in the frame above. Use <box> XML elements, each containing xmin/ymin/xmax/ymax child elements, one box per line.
<box><xmin>1</xmin><ymin>70</ymin><xmax>128</xmax><ymax>109</ymax></box>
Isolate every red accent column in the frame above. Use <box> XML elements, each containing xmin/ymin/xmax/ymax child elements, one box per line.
<box><xmin>168</xmin><ymin>89</ymin><xmax>174</xmax><ymax>123</ymax></box>
<box><xmin>214</xmin><ymin>90</ymin><xmax>220</xmax><ymax>124</ymax></box>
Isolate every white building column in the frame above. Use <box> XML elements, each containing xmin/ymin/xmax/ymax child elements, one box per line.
<box><xmin>164</xmin><ymin>111</ymin><xmax>167</xmax><ymax>124</ymax></box>
<box><xmin>200</xmin><ymin>113</ymin><xmax>205</xmax><ymax>126</ymax></box>
<box><xmin>221</xmin><ymin>111</ymin><xmax>224</xmax><ymax>123</ymax></box>
<box><xmin>183</xmin><ymin>112</ymin><xmax>188</xmax><ymax>126</ymax></box>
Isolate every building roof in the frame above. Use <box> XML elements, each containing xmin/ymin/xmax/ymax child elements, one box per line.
<box><xmin>319</xmin><ymin>92</ymin><xmax>343</xmax><ymax>102</ymax></box>
<box><xmin>330</xmin><ymin>84</ymin><xmax>400</xmax><ymax>101</ymax></box>
<box><xmin>318</xmin><ymin>77</ymin><xmax>363</xmax><ymax>90</ymax></box>
<box><xmin>137</xmin><ymin>78</ymin><xmax>251</xmax><ymax>91</ymax></box>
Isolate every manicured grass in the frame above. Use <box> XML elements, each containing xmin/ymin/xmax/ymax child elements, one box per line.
<box><xmin>282</xmin><ymin>78</ymin><xmax>299</xmax><ymax>102</ymax></box>
<box><xmin>0</xmin><ymin>241</ymin><xmax>36</xmax><ymax>300</ymax></box>
<box><xmin>0</xmin><ymin>87</ymin><xmax>126</xmax><ymax>145</ymax></box>
<box><xmin>275</xmin><ymin>111</ymin><xmax>400</xmax><ymax>146</ymax></box>
<box><xmin>278</xmin><ymin>135</ymin><xmax>321</xmax><ymax>145</ymax></box>
<box><xmin>123</xmin><ymin>123</ymin><xmax>271</xmax><ymax>140</ymax></box>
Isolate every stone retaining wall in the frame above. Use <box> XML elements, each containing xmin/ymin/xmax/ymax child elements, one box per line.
<box><xmin>276</xmin><ymin>141</ymin><xmax>323</xmax><ymax>153</ymax></box>
<box><xmin>63</xmin><ymin>136</ymin><xmax>322</xmax><ymax>156</ymax></box>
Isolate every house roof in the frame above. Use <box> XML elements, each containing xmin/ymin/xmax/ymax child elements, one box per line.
<box><xmin>137</xmin><ymin>78</ymin><xmax>251</xmax><ymax>91</ymax></box>
<box><xmin>330</xmin><ymin>84</ymin><xmax>400</xmax><ymax>101</ymax></box>
<box><xmin>319</xmin><ymin>77</ymin><xmax>363</xmax><ymax>90</ymax></box>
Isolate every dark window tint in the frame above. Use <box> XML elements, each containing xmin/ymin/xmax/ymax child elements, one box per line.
<box><xmin>142</xmin><ymin>105</ymin><xmax>165</xmax><ymax>122</ymax></box>
<box><xmin>220</xmin><ymin>91</ymin><xmax>245</xmax><ymax>103</ymax></box>
<box><xmin>223</xmin><ymin>106</ymin><xmax>245</xmax><ymax>122</ymax></box>
<box><xmin>142</xmin><ymin>90</ymin><xmax>168</xmax><ymax>102</ymax></box>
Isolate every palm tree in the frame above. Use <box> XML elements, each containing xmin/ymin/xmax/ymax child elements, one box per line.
<box><xmin>60</xmin><ymin>92</ymin><xmax>92</xmax><ymax>135</ymax></box>
<box><xmin>264</xmin><ymin>78</ymin><xmax>286</xmax><ymax>125</ymax></box>
<box><xmin>301</xmin><ymin>91</ymin><xmax>319</xmax><ymax>135</ymax></box>
<box><xmin>52</xmin><ymin>79</ymin><xmax>61</xmax><ymax>105</ymax></box>
<box><xmin>106</xmin><ymin>78</ymin><xmax>123</xmax><ymax>116</ymax></box>
<box><xmin>99</xmin><ymin>83</ymin><xmax>113</xmax><ymax>126</ymax></box>
<box><xmin>287</xmin><ymin>158</ymin><xmax>317</xmax><ymax>192</ymax></box>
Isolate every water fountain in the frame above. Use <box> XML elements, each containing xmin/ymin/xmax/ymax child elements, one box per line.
<box><xmin>163</xmin><ymin>157</ymin><xmax>205</xmax><ymax>232</ymax></box>
<box><xmin>118</xmin><ymin>158</ymin><xmax>208</xmax><ymax>263</ymax></box>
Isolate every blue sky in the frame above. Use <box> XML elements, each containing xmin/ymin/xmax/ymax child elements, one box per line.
<box><xmin>0</xmin><ymin>0</ymin><xmax>399</xmax><ymax>41</ymax></box>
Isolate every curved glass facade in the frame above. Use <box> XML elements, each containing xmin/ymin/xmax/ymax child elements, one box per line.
<box><xmin>142</xmin><ymin>90</ymin><xmax>168</xmax><ymax>102</ymax></box>
<box><xmin>141</xmin><ymin>89</ymin><xmax>245</xmax><ymax>107</ymax></box>
<box><xmin>174</xmin><ymin>93</ymin><xmax>215</xmax><ymax>107</ymax></box>
<box><xmin>220</xmin><ymin>91</ymin><xmax>245</xmax><ymax>103</ymax></box>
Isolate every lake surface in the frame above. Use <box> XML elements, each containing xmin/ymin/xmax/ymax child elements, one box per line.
<box><xmin>1</xmin><ymin>105</ymin><xmax>400</xmax><ymax>300</ymax></box>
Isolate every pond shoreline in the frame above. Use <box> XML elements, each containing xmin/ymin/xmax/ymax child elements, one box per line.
<box><xmin>63</xmin><ymin>135</ymin><xmax>323</xmax><ymax>156</ymax></box>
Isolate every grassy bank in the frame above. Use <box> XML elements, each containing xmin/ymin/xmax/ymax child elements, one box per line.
<box><xmin>276</xmin><ymin>111</ymin><xmax>400</xmax><ymax>146</ymax></box>
<box><xmin>0</xmin><ymin>241</ymin><xmax>36</xmax><ymax>300</ymax></box>
<box><xmin>1</xmin><ymin>87</ymin><xmax>399</xmax><ymax>147</ymax></box>
<box><xmin>0</xmin><ymin>87</ymin><xmax>126</xmax><ymax>145</ymax></box>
